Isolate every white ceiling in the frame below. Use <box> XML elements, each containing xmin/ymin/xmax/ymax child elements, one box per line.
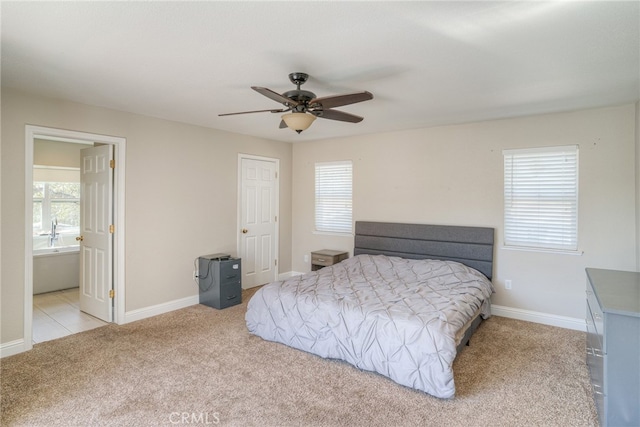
<box><xmin>2</xmin><ymin>1</ymin><xmax>639</xmax><ymax>143</ymax></box>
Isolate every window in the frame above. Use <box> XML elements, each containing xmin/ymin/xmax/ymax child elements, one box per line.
<box><xmin>33</xmin><ymin>181</ymin><xmax>81</xmax><ymax>234</ymax></box>
<box><xmin>33</xmin><ymin>166</ymin><xmax>81</xmax><ymax>249</ymax></box>
<box><xmin>503</xmin><ymin>145</ymin><xmax>578</xmax><ymax>251</ymax></box>
<box><xmin>315</xmin><ymin>161</ymin><xmax>353</xmax><ymax>234</ymax></box>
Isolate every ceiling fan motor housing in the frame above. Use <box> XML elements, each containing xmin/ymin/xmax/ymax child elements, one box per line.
<box><xmin>282</xmin><ymin>89</ymin><xmax>316</xmax><ymax>110</ymax></box>
<box><xmin>285</xmin><ymin>72</ymin><xmax>317</xmax><ymax>110</ymax></box>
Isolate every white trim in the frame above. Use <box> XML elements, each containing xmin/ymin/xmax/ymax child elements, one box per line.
<box><xmin>491</xmin><ymin>304</ymin><xmax>586</xmax><ymax>332</ymax></box>
<box><xmin>24</xmin><ymin>133</ymin><xmax>35</xmax><ymax>353</ymax></box>
<box><xmin>24</xmin><ymin>126</ymin><xmax>127</xmax><ymax>357</ymax></box>
<box><xmin>237</xmin><ymin>153</ymin><xmax>280</xmax><ymax>285</ymax></box>
<box><xmin>312</xmin><ymin>230</ymin><xmax>354</xmax><ymax>237</ymax></box>
<box><xmin>500</xmin><ymin>246</ymin><xmax>584</xmax><ymax>256</ymax></box>
<box><xmin>0</xmin><ymin>339</ymin><xmax>27</xmax><ymax>358</ymax></box>
<box><xmin>33</xmin><ymin>165</ymin><xmax>82</xmax><ymax>170</ymax></box>
<box><xmin>113</xmin><ymin>137</ymin><xmax>126</xmax><ymax>326</ymax></box>
<box><xmin>502</xmin><ymin>144</ymin><xmax>579</xmax><ymax>156</ymax></box>
<box><xmin>124</xmin><ymin>295</ymin><xmax>199</xmax><ymax>324</ymax></box>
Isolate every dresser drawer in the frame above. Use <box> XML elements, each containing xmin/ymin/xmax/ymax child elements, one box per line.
<box><xmin>586</xmin><ymin>302</ymin><xmax>605</xmax><ymax>382</ymax></box>
<box><xmin>312</xmin><ymin>254</ymin><xmax>337</xmax><ymax>266</ymax></box>
<box><xmin>221</xmin><ymin>279</ymin><xmax>241</xmax><ymax>290</ymax></box>
<box><xmin>586</xmin><ymin>299</ymin><xmax>604</xmax><ymax>350</ymax></box>
<box><xmin>220</xmin><ymin>260</ymin><xmax>241</xmax><ymax>284</ymax></box>
<box><xmin>586</xmin><ymin>301</ymin><xmax>606</xmax><ymax>426</ymax></box>
<box><xmin>586</xmin><ymin>284</ymin><xmax>604</xmax><ymax>340</ymax></box>
<box><xmin>311</xmin><ymin>250</ymin><xmax>348</xmax><ymax>269</ymax></box>
<box><xmin>219</xmin><ymin>283</ymin><xmax>241</xmax><ymax>306</ymax></box>
<box><xmin>586</xmin><ymin>343</ymin><xmax>605</xmax><ymax>404</ymax></box>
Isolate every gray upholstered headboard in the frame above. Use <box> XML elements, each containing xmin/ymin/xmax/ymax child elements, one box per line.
<box><xmin>354</xmin><ymin>221</ymin><xmax>495</xmax><ymax>280</ymax></box>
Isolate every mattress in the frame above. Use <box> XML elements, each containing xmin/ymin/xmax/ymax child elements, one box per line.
<box><xmin>245</xmin><ymin>254</ymin><xmax>494</xmax><ymax>398</ymax></box>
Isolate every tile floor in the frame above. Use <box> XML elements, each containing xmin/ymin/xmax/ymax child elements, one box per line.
<box><xmin>33</xmin><ymin>288</ymin><xmax>108</xmax><ymax>344</ymax></box>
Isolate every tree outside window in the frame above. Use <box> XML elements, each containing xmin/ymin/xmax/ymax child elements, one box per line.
<box><xmin>33</xmin><ymin>182</ymin><xmax>80</xmax><ymax>237</ymax></box>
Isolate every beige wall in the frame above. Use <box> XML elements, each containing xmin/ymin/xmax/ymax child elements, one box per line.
<box><xmin>292</xmin><ymin>104</ymin><xmax>637</xmax><ymax>320</ymax></box>
<box><xmin>2</xmin><ymin>87</ymin><xmax>637</xmax><ymax>347</ymax></box>
<box><xmin>34</xmin><ymin>139</ymin><xmax>87</xmax><ymax>168</ymax></box>
<box><xmin>1</xmin><ymin>88</ymin><xmax>293</xmax><ymax>343</ymax></box>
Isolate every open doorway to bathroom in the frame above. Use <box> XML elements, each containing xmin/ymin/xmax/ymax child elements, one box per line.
<box><xmin>24</xmin><ymin>126</ymin><xmax>126</xmax><ymax>351</ymax></box>
<box><xmin>31</xmin><ymin>138</ymin><xmax>106</xmax><ymax>343</ymax></box>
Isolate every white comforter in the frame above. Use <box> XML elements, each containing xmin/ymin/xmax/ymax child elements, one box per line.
<box><xmin>245</xmin><ymin>254</ymin><xmax>494</xmax><ymax>398</ymax></box>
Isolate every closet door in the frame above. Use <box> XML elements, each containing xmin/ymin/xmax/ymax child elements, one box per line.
<box><xmin>239</xmin><ymin>157</ymin><xmax>278</xmax><ymax>288</ymax></box>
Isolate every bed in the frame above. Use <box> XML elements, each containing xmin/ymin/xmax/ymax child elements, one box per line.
<box><xmin>245</xmin><ymin>221</ymin><xmax>495</xmax><ymax>399</ymax></box>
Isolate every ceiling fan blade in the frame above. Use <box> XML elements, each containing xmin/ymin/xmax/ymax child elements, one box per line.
<box><xmin>218</xmin><ymin>108</ymin><xmax>290</xmax><ymax>117</ymax></box>
<box><xmin>310</xmin><ymin>91</ymin><xmax>373</xmax><ymax>109</ymax></box>
<box><xmin>252</xmin><ymin>86</ymin><xmax>299</xmax><ymax>107</ymax></box>
<box><xmin>311</xmin><ymin>108</ymin><xmax>364</xmax><ymax>123</ymax></box>
<box><xmin>219</xmin><ymin>108</ymin><xmax>287</xmax><ymax>117</ymax></box>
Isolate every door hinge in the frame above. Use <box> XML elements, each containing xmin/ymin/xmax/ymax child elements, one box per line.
<box><xmin>275</xmin><ymin>259</ymin><xmax>277</xmax><ymax>266</ymax></box>
<box><xmin>109</xmin><ymin>224</ymin><xmax>115</xmax><ymax>233</ymax></box>
<box><xmin>109</xmin><ymin>289</ymin><xmax>115</xmax><ymax>298</ymax></box>
<box><xmin>275</xmin><ymin>171</ymin><xmax>278</xmax><ymax>179</ymax></box>
<box><xmin>275</xmin><ymin>215</ymin><xmax>277</xmax><ymax>222</ymax></box>
<box><xmin>110</xmin><ymin>159</ymin><xmax>115</xmax><ymax>169</ymax></box>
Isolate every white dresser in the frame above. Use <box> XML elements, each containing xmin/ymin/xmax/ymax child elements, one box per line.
<box><xmin>585</xmin><ymin>268</ymin><xmax>640</xmax><ymax>427</ymax></box>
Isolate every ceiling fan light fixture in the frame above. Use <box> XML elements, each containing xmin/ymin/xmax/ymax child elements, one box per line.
<box><xmin>282</xmin><ymin>112</ymin><xmax>316</xmax><ymax>133</ymax></box>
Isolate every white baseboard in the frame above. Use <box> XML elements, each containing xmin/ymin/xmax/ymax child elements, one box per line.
<box><xmin>492</xmin><ymin>304</ymin><xmax>586</xmax><ymax>332</ymax></box>
<box><xmin>4</xmin><ymin>295</ymin><xmax>584</xmax><ymax>358</ymax></box>
<box><xmin>0</xmin><ymin>339</ymin><xmax>28</xmax><ymax>358</ymax></box>
<box><xmin>123</xmin><ymin>295</ymin><xmax>199</xmax><ymax>324</ymax></box>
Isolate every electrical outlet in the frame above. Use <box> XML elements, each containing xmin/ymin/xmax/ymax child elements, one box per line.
<box><xmin>505</xmin><ymin>279</ymin><xmax>512</xmax><ymax>290</ymax></box>
<box><xmin>304</xmin><ymin>254</ymin><xmax>309</xmax><ymax>263</ymax></box>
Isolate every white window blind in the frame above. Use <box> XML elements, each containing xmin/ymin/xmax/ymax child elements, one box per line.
<box><xmin>315</xmin><ymin>161</ymin><xmax>353</xmax><ymax>234</ymax></box>
<box><xmin>503</xmin><ymin>145</ymin><xmax>578</xmax><ymax>251</ymax></box>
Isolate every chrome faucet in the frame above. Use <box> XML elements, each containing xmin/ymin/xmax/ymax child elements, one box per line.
<box><xmin>49</xmin><ymin>218</ymin><xmax>58</xmax><ymax>247</ymax></box>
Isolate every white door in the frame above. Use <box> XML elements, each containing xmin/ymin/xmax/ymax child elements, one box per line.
<box><xmin>79</xmin><ymin>145</ymin><xmax>113</xmax><ymax>322</ymax></box>
<box><xmin>240</xmin><ymin>157</ymin><xmax>278</xmax><ymax>288</ymax></box>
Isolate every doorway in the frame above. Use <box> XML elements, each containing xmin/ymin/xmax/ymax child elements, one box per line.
<box><xmin>32</xmin><ymin>137</ymin><xmax>102</xmax><ymax>342</ymax></box>
<box><xmin>238</xmin><ymin>154</ymin><xmax>279</xmax><ymax>288</ymax></box>
<box><xmin>24</xmin><ymin>126</ymin><xmax>126</xmax><ymax>351</ymax></box>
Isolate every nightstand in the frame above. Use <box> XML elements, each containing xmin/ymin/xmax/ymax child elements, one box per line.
<box><xmin>311</xmin><ymin>249</ymin><xmax>348</xmax><ymax>271</ymax></box>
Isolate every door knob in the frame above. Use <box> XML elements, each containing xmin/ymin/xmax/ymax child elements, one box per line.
<box><xmin>242</xmin><ymin>228</ymin><xmax>248</xmax><ymax>234</ymax></box>
<box><xmin>76</xmin><ymin>236</ymin><xmax>84</xmax><ymax>241</ymax></box>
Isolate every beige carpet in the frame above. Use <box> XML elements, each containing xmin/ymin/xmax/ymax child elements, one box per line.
<box><xmin>2</xmin><ymin>289</ymin><xmax>598</xmax><ymax>426</ymax></box>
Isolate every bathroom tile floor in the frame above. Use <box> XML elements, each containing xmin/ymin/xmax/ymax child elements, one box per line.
<box><xmin>33</xmin><ymin>288</ymin><xmax>108</xmax><ymax>344</ymax></box>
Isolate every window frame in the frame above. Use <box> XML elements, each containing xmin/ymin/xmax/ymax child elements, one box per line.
<box><xmin>503</xmin><ymin>145</ymin><xmax>579</xmax><ymax>253</ymax></box>
<box><xmin>33</xmin><ymin>180</ymin><xmax>81</xmax><ymax>239</ymax></box>
<box><xmin>314</xmin><ymin>160</ymin><xmax>353</xmax><ymax>235</ymax></box>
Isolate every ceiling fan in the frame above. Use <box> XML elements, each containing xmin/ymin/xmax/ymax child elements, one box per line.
<box><xmin>219</xmin><ymin>72</ymin><xmax>373</xmax><ymax>133</ymax></box>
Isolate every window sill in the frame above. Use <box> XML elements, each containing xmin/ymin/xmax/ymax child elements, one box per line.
<box><xmin>312</xmin><ymin>230</ymin><xmax>353</xmax><ymax>237</ymax></box>
<box><xmin>501</xmin><ymin>245</ymin><xmax>583</xmax><ymax>256</ymax></box>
